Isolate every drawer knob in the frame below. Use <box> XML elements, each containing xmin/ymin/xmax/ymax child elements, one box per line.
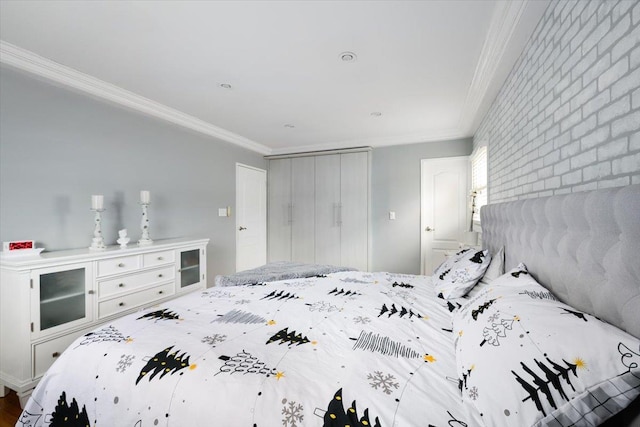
<box><xmin>118</xmin><ymin>302</ymin><xmax>125</xmax><ymax>307</ymax></box>
<box><xmin>158</xmin><ymin>290</ymin><xmax>164</xmax><ymax>294</ymax></box>
<box><xmin>118</xmin><ymin>263</ymin><xmax>125</xmax><ymax>268</ymax></box>
<box><xmin>157</xmin><ymin>256</ymin><xmax>164</xmax><ymax>260</ymax></box>
<box><xmin>158</xmin><ymin>274</ymin><xmax>163</xmax><ymax>278</ymax></box>
<box><xmin>118</xmin><ymin>283</ymin><xmax>125</xmax><ymax>288</ymax></box>
<box><xmin>52</xmin><ymin>352</ymin><xmax>60</xmax><ymax>358</ymax></box>
<box><xmin>88</xmin><ymin>290</ymin><xmax>95</xmax><ymax>295</ymax></box>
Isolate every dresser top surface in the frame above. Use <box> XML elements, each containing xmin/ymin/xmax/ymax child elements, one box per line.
<box><xmin>0</xmin><ymin>237</ymin><xmax>209</xmax><ymax>270</ymax></box>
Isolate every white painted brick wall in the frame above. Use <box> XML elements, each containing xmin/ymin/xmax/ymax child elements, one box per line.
<box><xmin>474</xmin><ymin>0</ymin><xmax>640</xmax><ymax>203</ymax></box>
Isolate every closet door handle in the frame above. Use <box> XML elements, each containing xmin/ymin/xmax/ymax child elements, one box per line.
<box><xmin>337</xmin><ymin>203</ymin><xmax>343</xmax><ymax>226</ymax></box>
<box><xmin>287</xmin><ymin>203</ymin><xmax>293</xmax><ymax>225</ymax></box>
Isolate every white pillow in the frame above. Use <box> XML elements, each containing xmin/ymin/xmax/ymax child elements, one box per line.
<box><xmin>433</xmin><ymin>248</ymin><xmax>491</xmax><ymax>299</ymax></box>
<box><xmin>479</xmin><ymin>246</ymin><xmax>505</xmax><ymax>285</ymax></box>
<box><xmin>452</xmin><ymin>265</ymin><xmax>640</xmax><ymax>427</ymax></box>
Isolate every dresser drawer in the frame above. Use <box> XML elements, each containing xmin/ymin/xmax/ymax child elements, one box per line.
<box><xmin>97</xmin><ymin>255</ymin><xmax>141</xmax><ymax>277</ymax></box>
<box><xmin>98</xmin><ymin>282</ymin><xmax>175</xmax><ymax>319</ymax></box>
<box><xmin>143</xmin><ymin>250</ymin><xmax>175</xmax><ymax>268</ymax></box>
<box><xmin>33</xmin><ymin>330</ymin><xmax>86</xmax><ymax>378</ymax></box>
<box><xmin>98</xmin><ymin>266</ymin><xmax>175</xmax><ymax>298</ymax></box>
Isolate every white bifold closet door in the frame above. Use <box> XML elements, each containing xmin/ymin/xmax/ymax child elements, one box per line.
<box><xmin>291</xmin><ymin>157</ymin><xmax>315</xmax><ymax>263</ymax></box>
<box><xmin>267</xmin><ymin>158</ymin><xmax>292</xmax><ymax>262</ymax></box>
<box><xmin>267</xmin><ymin>157</ymin><xmax>315</xmax><ymax>264</ymax></box>
<box><xmin>339</xmin><ymin>152</ymin><xmax>369</xmax><ymax>271</ymax></box>
<box><xmin>314</xmin><ymin>152</ymin><xmax>369</xmax><ymax>271</ymax></box>
<box><xmin>315</xmin><ymin>155</ymin><xmax>341</xmax><ymax>266</ymax></box>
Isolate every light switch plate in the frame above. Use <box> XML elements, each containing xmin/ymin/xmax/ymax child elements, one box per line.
<box><xmin>389</xmin><ymin>211</ymin><xmax>396</xmax><ymax>220</ymax></box>
<box><xmin>218</xmin><ymin>208</ymin><xmax>228</xmax><ymax>217</ymax></box>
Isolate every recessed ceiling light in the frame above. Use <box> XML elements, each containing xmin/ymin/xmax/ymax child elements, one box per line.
<box><xmin>284</xmin><ymin>124</ymin><xmax>295</xmax><ymax>128</ymax></box>
<box><xmin>340</xmin><ymin>51</ymin><xmax>357</xmax><ymax>62</ymax></box>
<box><xmin>371</xmin><ymin>112</ymin><xmax>382</xmax><ymax>117</ymax></box>
<box><xmin>220</xmin><ymin>83</ymin><xmax>232</xmax><ymax>89</ymax></box>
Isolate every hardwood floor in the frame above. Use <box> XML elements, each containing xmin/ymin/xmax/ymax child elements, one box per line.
<box><xmin>0</xmin><ymin>390</ymin><xmax>21</xmax><ymax>427</ymax></box>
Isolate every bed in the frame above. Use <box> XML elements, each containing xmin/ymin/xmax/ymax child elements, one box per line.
<box><xmin>16</xmin><ymin>184</ymin><xmax>640</xmax><ymax>427</ymax></box>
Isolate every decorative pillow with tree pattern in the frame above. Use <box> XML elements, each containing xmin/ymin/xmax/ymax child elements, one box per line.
<box><xmin>452</xmin><ymin>264</ymin><xmax>640</xmax><ymax>427</ymax></box>
<box><xmin>433</xmin><ymin>248</ymin><xmax>491</xmax><ymax>299</ymax></box>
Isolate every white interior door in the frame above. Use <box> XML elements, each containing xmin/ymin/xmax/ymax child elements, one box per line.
<box><xmin>236</xmin><ymin>164</ymin><xmax>267</xmax><ymax>272</ymax></box>
<box><xmin>420</xmin><ymin>157</ymin><xmax>469</xmax><ymax>275</ymax></box>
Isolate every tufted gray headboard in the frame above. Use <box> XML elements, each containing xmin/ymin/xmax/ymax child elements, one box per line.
<box><xmin>481</xmin><ymin>184</ymin><xmax>640</xmax><ymax>340</ymax></box>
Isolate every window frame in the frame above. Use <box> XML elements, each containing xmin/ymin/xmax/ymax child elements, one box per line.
<box><xmin>469</xmin><ymin>144</ymin><xmax>487</xmax><ymax>229</ymax></box>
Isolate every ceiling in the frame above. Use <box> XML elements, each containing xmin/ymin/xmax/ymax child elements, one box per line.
<box><xmin>0</xmin><ymin>0</ymin><xmax>548</xmax><ymax>155</ymax></box>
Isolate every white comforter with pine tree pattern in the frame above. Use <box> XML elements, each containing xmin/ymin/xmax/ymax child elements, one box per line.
<box><xmin>18</xmin><ymin>271</ymin><xmax>483</xmax><ymax>427</ymax></box>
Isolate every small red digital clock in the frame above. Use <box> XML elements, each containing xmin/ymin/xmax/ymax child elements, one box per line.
<box><xmin>3</xmin><ymin>240</ymin><xmax>35</xmax><ymax>251</ymax></box>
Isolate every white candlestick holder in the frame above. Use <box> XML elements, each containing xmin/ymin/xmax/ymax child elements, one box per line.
<box><xmin>89</xmin><ymin>208</ymin><xmax>106</xmax><ymax>251</ymax></box>
<box><xmin>138</xmin><ymin>202</ymin><xmax>153</xmax><ymax>246</ymax></box>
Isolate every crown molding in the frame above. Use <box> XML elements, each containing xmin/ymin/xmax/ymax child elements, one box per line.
<box><xmin>268</xmin><ymin>128</ymin><xmax>468</xmax><ymax>156</ymax></box>
<box><xmin>458</xmin><ymin>0</ymin><xmax>530</xmax><ymax>134</ymax></box>
<box><xmin>0</xmin><ymin>40</ymin><xmax>272</xmax><ymax>155</ymax></box>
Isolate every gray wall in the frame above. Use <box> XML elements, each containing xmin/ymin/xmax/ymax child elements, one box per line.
<box><xmin>371</xmin><ymin>138</ymin><xmax>473</xmax><ymax>274</ymax></box>
<box><xmin>474</xmin><ymin>0</ymin><xmax>640</xmax><ymax>203</ymax></box>
<box><xmin>0</xmin><ymin>66</ymin><xmax>472</xmax><ymax>278</ymax></box>
<box><xmin>0</xmin><ymin>67</ymin><xmax>267</xmax><ymax>281</ymax></box>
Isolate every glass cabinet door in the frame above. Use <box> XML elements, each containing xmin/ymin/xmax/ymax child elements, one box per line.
<box><xmin>179</xmin><ymin>248</ymin><xmax>202</xmax><ymax>289</ymax></box>
<box><xmin>32</xmin><ymin>262</ymin><xmax>93</xmax><ymax>337</ymax></box>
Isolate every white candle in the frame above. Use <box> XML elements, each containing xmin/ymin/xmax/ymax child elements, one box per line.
<box><xmin>140</xmin><ymin>190</ymin><xmax>150</xmax><ymax>204</ymax></box>
<box><xmin>91</xmin><ymin>195</ymin><xmax>104</xmax><ymax>210</ymax></box>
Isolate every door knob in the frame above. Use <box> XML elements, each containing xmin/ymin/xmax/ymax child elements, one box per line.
<box><xmin>425</xmin><ymin>226</ymin><xmax>435</xmax><ymax>231</ymax></box>
<box><xmin>238</xmin><ymin>226</ymin><xmax>247</xmax><ymax>231</ymax></box>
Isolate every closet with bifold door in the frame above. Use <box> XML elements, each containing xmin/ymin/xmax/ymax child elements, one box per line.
<box><xmin>267</xmin><ymin>148</ymin><xmax>370</xmax><ymax>271</ymax></box>
<box><xmin>267</xmin><ymin>156</ymin><xmax>315</xmax><ymax>263</ymax></box>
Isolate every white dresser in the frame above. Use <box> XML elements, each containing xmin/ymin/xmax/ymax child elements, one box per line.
<box><xmin>0</xmin><ymin>237</ymin><xmax>208</xmax><ymax>406</ymax></box>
